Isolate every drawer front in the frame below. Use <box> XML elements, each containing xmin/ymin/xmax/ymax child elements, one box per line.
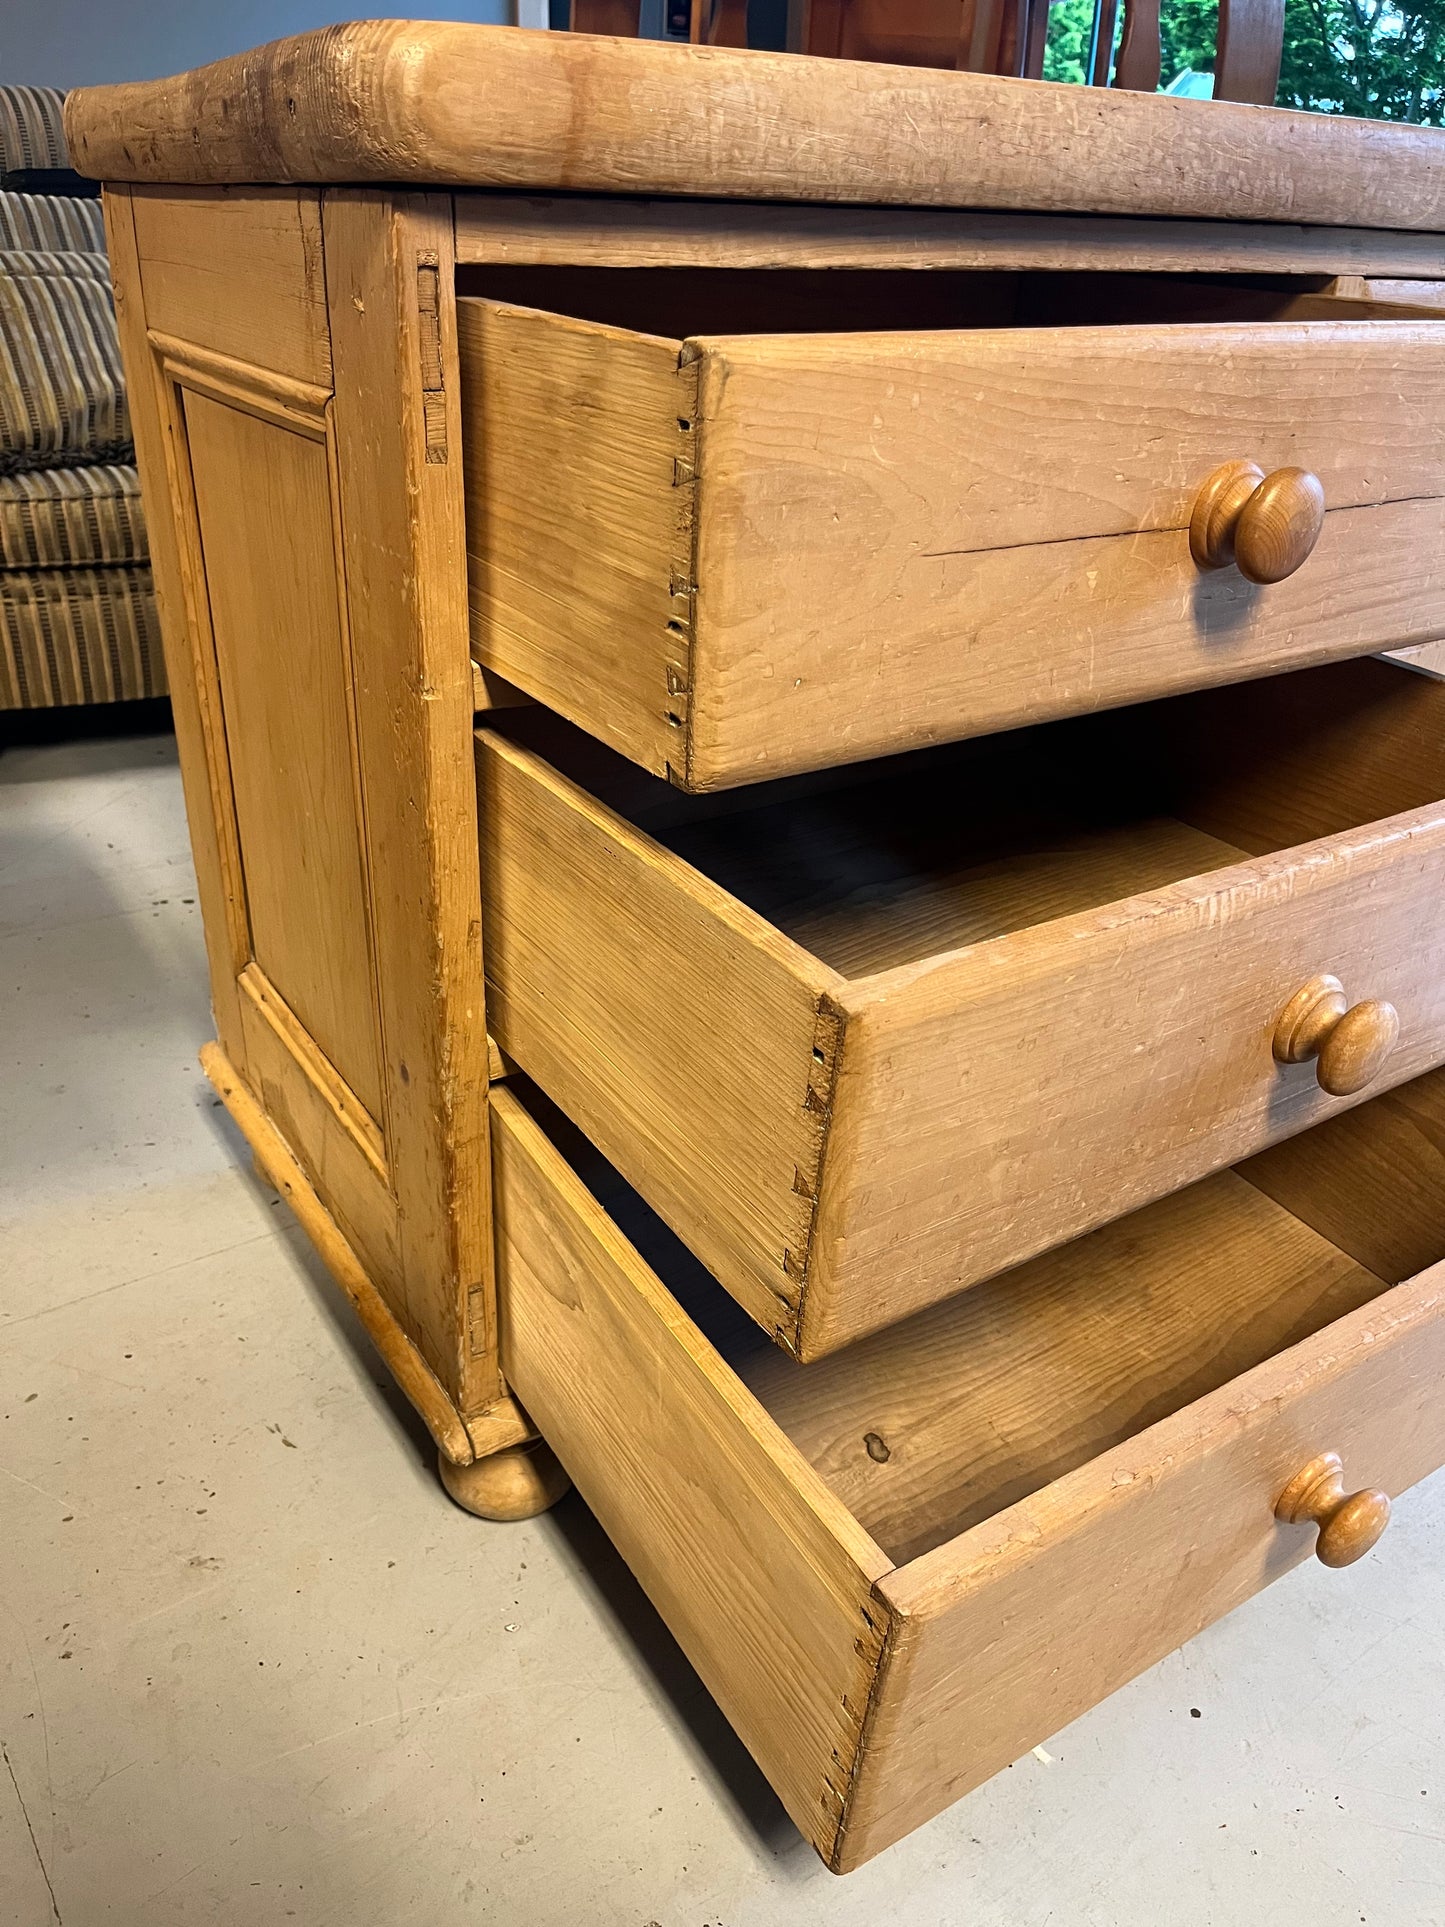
<box><xmin>842</xmin><ymin>1258</ymin><xmax>1445</xmax><ymax>1869</ymax></box>
<box><xmin>690</xmin><ymin>320</ymin><xmax>1445</xmax><ymax>786</ymax></box>
<box><xmin>492</xmin><ymin>1080</ymin><xmax>1445</xmax><ymax>1872</ymax></box>
<box><xmin>464</xmin><ymin>301</ymin><xmax>1445</xmax><ymax>788</ymax></box>
<box><xmin>814</xmin><ymin>806</ymin><xmax>1445</xmax><ymax>1350</ymax></box>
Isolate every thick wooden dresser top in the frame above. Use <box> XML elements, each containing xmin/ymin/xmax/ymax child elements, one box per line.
<box><xmin>64</xmin><ymin>19</ymin><xmax>1445</xmax><ymax>230</ymax></box>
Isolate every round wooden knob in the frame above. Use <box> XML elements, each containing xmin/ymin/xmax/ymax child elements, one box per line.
<box><xmin>1275</xmin><ymin>1452</ymin><xmax>1391</xmax><ymax>1567</ymax></box>
<box><xmin>1190</xmin><ymin>459</ymin><xmax>1326</xmax><ymax>583</ymax></box>
<box><xmin>1272</xmin><ymin>973</ymin><xmax>1399</xmax><ymax>1097</ymax></box>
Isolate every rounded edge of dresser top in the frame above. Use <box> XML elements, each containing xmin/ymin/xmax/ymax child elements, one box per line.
<box><xmin>60</xmin><ymin>22</ymin><xmax>1445</xmax><ymax>237</ymax></box>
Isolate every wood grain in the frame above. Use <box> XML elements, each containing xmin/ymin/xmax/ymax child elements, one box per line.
<box><xmin>494</xmin><ymin>1070</ymin><xmax>1445</xmax><ymax>1869</ymax></box>
<box><xmin>815</xmin><ymin>798</ymin><xmax>1445</xmax><ymax>1351</ymax></box>
<box><xmin>455</xmin><ymin>197</ymin><xmax>1445</xmax><ymax>279</ymax></box>
<box><xmin>460</xmin><ymin>299</ymin><xmax>692</xmax><ymax>779</ymax></box>
<box><xmin>181</xmin><ymin>385</ymin><xmax>387</xmax><ymax>1124</ymax></box>
<box><xmin>672</xmin><ymin>803</ymin><xmax>1244</xmax><ymax>979</ymax></box>
<box><xmin>1241</xmin><ymin>1065</ymin><xmax>1445</xmax><ymax>1286</ymax></box>
<box><xmin>476</xmin><ymin>728</ymin><xmax>838</xmax><ymax>1345</ymax></box>
<box><xmin>322</xmin><ymin>191</ymin><xmax>496</xmax><ymax>1412</ymax></box>
<box><xmin>1160</xmin><ymin>653</ymin><xmax>1445</xmax><ymax>856</ymax></box>
<box><xmin>480</xmin><ymin>660</ymin><xmax>1445</xmax><ymax>1356</ymax></box>
<box><xmin>841</xmin><ymin>1252</ymin><xmax>1445</xmax><ymax>1868</ymax></box>
<box><xmin>697</xmin><ymin>492</ymin><xmax>1445</xmax><ymax>786</ymax></box>
<box><xmin>1113</xmin><ymin>0</ymin><xmax>1162</xmax><ymax>91</ymax></box>
<box><xmin>233</xmin><ymin>976</ymin><xmax>401</xmax><ymax>1296</ymax></box>
<box><xmin>689</xmin><ymin>318</ymin><xmax>1445</xmax><ymax>548</ymax></box>
<box><xmin>685</xmin><ymin>319</ymin><xmax>1445</xmax><ymax>784</ymax></box>
<box><xmin>63</xmin><ymin>25</ymin><xmax>1445</xmax><ymax>234</ymax></box>
<box><xmin>101</xmin><ymin>186</ymin><xmax>249</xmax><ymax>1069</ymax></box>
<box><xmin>130</xmin><ymin>185</ymin><xmax>330</xmax><ymax>384</ymax></box>
<box><xmin>491</xmin><ymin>1082</ymin><xmax>889</xmax><ymax>1858</ymax></box>
<box><xmin>1330</xmin><ymin>276</ymin><xmax>1445</xmax><ymax>309</ymax></box>
<box><xmin>104</xmin><ymin>184</ymin><xmax>435</xmax><ymax>1367</ymax></box>
<box><xmin>470</xmin><ymin>660</ymin><xmax>530</xmax><ymax>713</ymax></box>
<box><xmin>742</xmin><ymin>1170</ymin><xmax>1384</xmax><ymax>1563</ymax></box>
<box><xmin>1215</xmin><ymin>0</ymin><xmax>1285</xmax><ymax>104</ymax></box>
<box><xmin>237</xmin><ymin>962</ymin><xmax>386</xmax><ymax>1176</ymax></box>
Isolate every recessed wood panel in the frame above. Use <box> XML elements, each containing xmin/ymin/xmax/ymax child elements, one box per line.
<box><xmin>182</xmin><ymin>388</ymin><xmax>386</xmax><ymax>1128</ymax></box>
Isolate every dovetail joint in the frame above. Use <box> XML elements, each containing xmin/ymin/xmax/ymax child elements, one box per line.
<box><xmin>782</xmin><ymin>997</ymin><xmax>845</xmax><ymax>1317</ymax></box>
<box><xmin>826</xmin><ymin>1600</ymin><xmax>891</xmax><ymax>1871</ymax></box>
<box><xmin>665</xmin><ymin>353</ymin><xmax>701</xmax><ymax>768</ymax></box>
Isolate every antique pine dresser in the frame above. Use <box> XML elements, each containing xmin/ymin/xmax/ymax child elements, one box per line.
<box><xmin>67</xmin><ymin>24</ymin><xmax>1445</xmax><ymax>1871</ymax></box>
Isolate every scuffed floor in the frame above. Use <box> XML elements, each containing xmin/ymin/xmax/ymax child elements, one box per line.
<box><xmin>3</xmin><ymin>717</ymin><xmax>1444</xmax><ymax>1927</ymax></box>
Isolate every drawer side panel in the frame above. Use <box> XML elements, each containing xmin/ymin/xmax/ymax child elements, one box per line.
<box><xmin>476</xmin><ymin>729</ymin><xmax>837</xmax><ymax>1348</ymax></box>
<box><xmin>459</xmin><ymin>298</ymin><xmax>693</xmax><ymax>779</ymax></box>
<box><xmin>491</xmin><ymin>1087</ymin><xmax>889</xmax><ymax>1860</ymax></box>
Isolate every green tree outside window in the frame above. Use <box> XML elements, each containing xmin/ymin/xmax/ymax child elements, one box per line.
<box><xmin>1044</xmin><ymin>0</ymin><xmax>1445</xmax><ymax>121</ymax></box>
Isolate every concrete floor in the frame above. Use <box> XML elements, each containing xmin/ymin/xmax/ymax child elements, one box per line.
<box><xmin>3</xmin><ymin>715</ymin><xmax>1445</xmax><ymax>1927</ymax></box>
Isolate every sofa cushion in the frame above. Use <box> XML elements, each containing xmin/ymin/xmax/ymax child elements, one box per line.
<box><xmin>1</xmin><ymin>85</ymin><xmax>98</xmax><ymax>196</ymax></box>
<box><xmin>0</xmin><ymin>463</ymin><xmax>146</xmax><ymax>568</ymax></box>
<box><xmin>0</xmin><ymin>87</ymin><xmax>68</xmax><ymax>173</ymax></box>
<box><xmin>0</xmin><ymin>248</ymin><xmax>130</xmax><ymax>474</ymax></box>
<box><xmin>0</xmin><ymin>563</ymin><xmax>164</xmax><ymax>707</ymax></box>
<box><xmin>0</xmin><ymin>189</ymin><xmax>106</xmax><ymax>253</ymax></box>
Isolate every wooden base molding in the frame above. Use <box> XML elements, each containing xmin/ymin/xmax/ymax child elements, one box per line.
<box><xmin>201</xmin><ymin>1043</ymin><xmax>530</xmax><ymax>1467</ymax></box>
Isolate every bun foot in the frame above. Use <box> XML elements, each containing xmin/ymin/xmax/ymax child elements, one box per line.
<box><xmin>439</xmin><ymin>1441</ymin><xmax>570</xmax><ymax>1520</ymax></box>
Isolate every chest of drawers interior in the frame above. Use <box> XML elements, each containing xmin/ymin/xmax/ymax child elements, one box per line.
<box><xmin>465</xmin><ymin>260</ymin><xmax>1445</xmax><ymax>1866</ymax></box>
<box><xmin>105</xmin><ymin>173</ymin><xmax>1445</xmax><ymax>1876</ymax></box>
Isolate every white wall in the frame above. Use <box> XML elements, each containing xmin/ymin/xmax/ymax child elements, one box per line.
<box><xmin>0</xmin><ymin>2</ymin><xmax>515</xmax><ymax>92</ymax></box>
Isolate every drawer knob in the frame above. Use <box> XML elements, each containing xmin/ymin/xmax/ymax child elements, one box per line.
<box><xmin>1190</xmin><ymin>459</ymin><xmax>1326</xmax><ymax>583</ymax></box>
<box><xmin>1272</xmin><ymin>973</ymin><xmax>1400</xmax><ymax>1097</ymax></box>
<box><xmin>1275</xmin><ymin>1452</ymin><xmax>1391</xmax><ymax>1567</ymax></box>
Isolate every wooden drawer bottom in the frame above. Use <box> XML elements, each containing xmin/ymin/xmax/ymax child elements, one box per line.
<box><xmin>492</xmin><ymin>1072</ymin><xmax>1445</xmax><ymax>1872</ymax></box>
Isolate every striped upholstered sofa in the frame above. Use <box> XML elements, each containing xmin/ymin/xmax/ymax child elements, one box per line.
<box><xmin>0</xmin><ymin>85</ymin><xmax>165</xmax><ymax>708</ymax></box>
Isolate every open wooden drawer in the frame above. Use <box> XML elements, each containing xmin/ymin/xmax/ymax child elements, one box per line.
<box><xmin>478</xmin><ymin>655</ymin><xmax>1445</xmax><ymax>1358</ymax></box>
<box><xmin>459</xmin><ymin>270</ymin><xmax>1445</xmax><ymax>788</ymax></box>
<box><xmin>492</xmin><ymin>1070</ymin><xmax>1445</xmax><ymax>1873</ymax></box>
